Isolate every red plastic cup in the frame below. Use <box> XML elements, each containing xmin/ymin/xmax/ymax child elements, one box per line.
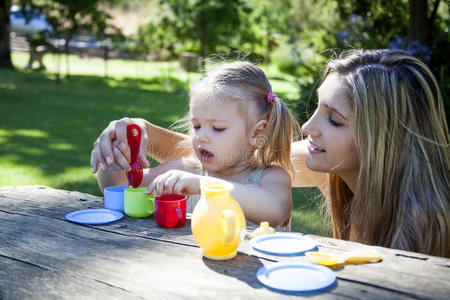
<box><xmin>154</xmin><ymin>194</ymin><xmax>187</xmax><ymax>228</ymax></box>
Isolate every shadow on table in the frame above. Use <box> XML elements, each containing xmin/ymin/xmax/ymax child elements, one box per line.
<box><xmin>202</xmin><ymin>253</ymin><xmax>264</xmax><ymax>289</ymax></box>
<box><xmin>203</xmin><ymin>253</ymin><xmax>338</xmax><ymax>296</ymax></box>
<box><xmin>261</xmin><ymin>282</ymin><xmax>338</xmax><ymax>297</ymax></box>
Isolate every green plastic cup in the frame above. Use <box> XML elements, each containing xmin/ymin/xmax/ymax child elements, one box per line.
<box><xmin>124</xmin><ymin>188</ymin><xmax>155</xmax><ymax>218</ymax></box>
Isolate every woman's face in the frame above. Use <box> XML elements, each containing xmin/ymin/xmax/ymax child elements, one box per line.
<box><xmin>301</xmin><ymin>73</ymin><xmax>359</xmax><ymax>181</ymax></box>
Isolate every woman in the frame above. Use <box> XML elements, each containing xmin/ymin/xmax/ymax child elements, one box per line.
<box><xmin>91</xmin><ymin>49</ymin><xmax>449</xmax><ymax>257</ymax></box>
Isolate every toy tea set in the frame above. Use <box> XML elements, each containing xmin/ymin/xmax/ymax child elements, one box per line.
<box><xmin>66</xmin><ymin>124</ymin><xmax>381</xmax><ymax>294</ymax></box>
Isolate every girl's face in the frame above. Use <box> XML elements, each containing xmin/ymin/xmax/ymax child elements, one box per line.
<box><xmin>301</xmin><ymin>73</ymin><xmax>359</xmax><ymax>181</ymax></box>
<box><xmin>190</xmin><ymin>98</ymin><xmax>255</xmax><ymax>174</ymax></box>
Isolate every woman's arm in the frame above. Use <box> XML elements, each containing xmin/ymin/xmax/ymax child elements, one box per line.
<box><xmin>145</xmin><ymin>120</ymin><xmax>193</xmax><ymax>163</ymax></box>
<box><xmin>291</xmin><ymin>139</ymin><xmax>327</xmax><ymax>188</ymax></box>
<box><xmin>90</xmin><ymin>117</ymin><xmax>193</xmax><ymax>174</ymax></box>
<box><xmin>91</xmin><ymin>119</ymin><xmax>324</xmax><ymax>186</ymax></box>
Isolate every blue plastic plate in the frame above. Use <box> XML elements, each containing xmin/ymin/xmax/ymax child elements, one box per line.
<box><xmin>251</xmin><ymin>234</ymin><xmax>317</xmax><ymax>255</ymax></box>
<box><xmin>65</xmin><ymin>209</ymin><xmax>123</xmax><ymax>225</ymax></box>
<box><xmin>257</xmin><ymin>262</ymin><xmax>336</xmax><ymax>292</ymax></box>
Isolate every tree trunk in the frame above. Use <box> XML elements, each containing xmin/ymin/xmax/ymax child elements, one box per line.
<box><xmin>0</xmin><ymin>0</ymin><xmax>12</xmax><ymax>68</ymax></box>
<box><xmin>265</xmin><ymin>30</ymin><xmax>271</xmax><ymax>64</ymax></box>
<box><xmin>65</xmin><ymin>16</ymin><xmax>77</xmax><ymax>79</ymax></box>
<box><xmin>64</xmin><ymin>37</ymin><xmax>70</xmax><ymax>78</ymax></box>
<box><xmin>409</xmin><ymin>0</ymin><xmax>433</xmax><ymax>45</ymax></box>
<box><xmin>64</xmin><ymin>27</ymin><xmax>76</xmax><ymax>79</ymax></box>
<box><xmin>199</xmin><ymin>0</ymin><xmax>206</xmax><ymax>72</ymax></box>
<box><xmin>103</xmin><ymin>46</ymin><xmax>108</xmax><ymax>78</ymax></box>
<box><xmin>56</xmin><ymin>48</ymin><xmax>61</xmax><ymax>84</ymax></box>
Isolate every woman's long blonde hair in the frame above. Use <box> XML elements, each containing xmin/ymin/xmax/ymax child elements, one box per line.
<box><xmin>188</xmin><ymin>61</ymin><xmax>300</xmax><ymax>173</ymax></box>
<box><xmin>324</xmin><ymin>49</ymin><xmax>450</xmax><ymax>257</ymax></box>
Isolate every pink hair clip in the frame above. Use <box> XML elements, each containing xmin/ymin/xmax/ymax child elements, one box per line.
<box><xmin>267</xmin><ymin>92</ymin><xmax>277</xmax><ymax>103</ymax></box>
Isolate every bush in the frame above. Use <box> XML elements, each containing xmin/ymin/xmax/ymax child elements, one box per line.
<box><xmin>179</xmin><ymin>51</ymin><xmax>200</xmax><ymax>72</ymax></box>
<box><xmin>271</xmin><ymin>43</ymin><xmax>299</xmax><ymax>75</ymax></box>
<box><xmin>271</xmin><ymin>31</ymin><xmax>334</xmax><ymax>125</ymax></box>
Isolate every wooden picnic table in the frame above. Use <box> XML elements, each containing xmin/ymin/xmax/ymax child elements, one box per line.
<box><xmin>0</xmin><ymin>185</ymin><xmax>448</xmax><ymax>299</ymax></box>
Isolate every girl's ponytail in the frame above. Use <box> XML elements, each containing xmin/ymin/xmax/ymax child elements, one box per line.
<box><xmin>256</xmin><ymin>94</ymin><xmax>299</xmax><ymax>174</ymax></box>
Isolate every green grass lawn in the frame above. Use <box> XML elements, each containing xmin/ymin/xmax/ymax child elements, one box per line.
<box><xmin>0</xmin><ymin>52</ymin><xmax>326</xmax><ymax>235</ymax></box>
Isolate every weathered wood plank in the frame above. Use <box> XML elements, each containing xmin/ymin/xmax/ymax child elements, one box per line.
<box><xmin>0</xmin><ymin>255</ymin><xmax>140</xmax><ymax>300</ymax></box>
<box><xmin>244</xmin><ymin>238</ymin><xmax>450</xmax><ymax>299</ymax></box>
<box><xmin>0</xmin><ymin>185</ymin><xmax>196</xmax><ymax>242</ymax></box>
<box><xmin>0</xmin><ymin>209</ymin><xmax>411</xmax><ymax>299</ymax></box>
<box><xmin>1</xmin><ymin>185</ymin><xmax>449</xmax><ymax>299</ymax></box>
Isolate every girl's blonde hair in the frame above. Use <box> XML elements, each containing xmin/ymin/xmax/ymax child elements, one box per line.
<box><xmin>323</xmin><ymin>49</ymin><xmax>449</xmax><ymax>257</ymax></box>
<box><xmin>188</xmin><ymin>61</ymin><xmax>300</xmax><ymax>172</ymax></box>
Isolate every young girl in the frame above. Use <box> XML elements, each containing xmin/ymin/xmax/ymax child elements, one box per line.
<box><xmin>92</xmin><ymin>50</ymin><xmax>449</xmax><ymax>257</ymax></box>
<box><xmin>97</xmin><ymin>61</ymin><xmax>300</xmax><ymax>228</ymax></box>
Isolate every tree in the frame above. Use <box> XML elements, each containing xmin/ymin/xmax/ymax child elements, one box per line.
<box><xmin>337</xmin><ymin>0</ymin><xmax>409</xmax><ymax>47</ymax></box>
<box><xmin>41</xmin><ymin>0</ymin><xmax>116</xmax><ymax>78</ymax></box>
<box><xmin>138</xmin><ymin>0</ymin><xmax>259</xmax><ymax>69</ymax></box>
<box><xmin>245</xmin><ymin>0</ymin><xmax>293</xmax><ymax>63</ymax></box>
<box><xmin>0</xmin><ymin>0</ymin><xmax>12</xmax><ymax>68</ymax></box>
<box><xmin>336</xmin><ymin>0</ymin><xmax>446</xmax><ymax>61</ymax></box>
<box><xmin>409</xmin><ymin>0</ymin><xmax>441</xmax><ymax>45</ymax></box>
<box><xmin>336</xmin><ymin>0</ymin><xmax>449</xmax><ymax>123</ymax></box>
<box><xmin>12</xmin><ymin>0</ymin><xmax>120</xmax><ymax>78</ymax></box>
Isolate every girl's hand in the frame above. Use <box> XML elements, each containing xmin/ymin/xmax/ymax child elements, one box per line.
<box><xmin>147</xmin><ymin>170</ymin><xmax>202</xmax><ymax>195</ymax></box>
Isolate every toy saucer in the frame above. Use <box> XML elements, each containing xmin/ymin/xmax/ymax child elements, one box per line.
<box><xmin>251</xmin><ymin>233</ymin><xmax>317</xmax><ymax>256</ymax></box>
<box><xmin>257</xmin><ymin>261</ymin><xmax>336</xmax><ymax>292</ymax></box>
<box><xmin>65</xmin><ymin>209</ymin><xmax>123</xmax><ymax>225</ymax></box>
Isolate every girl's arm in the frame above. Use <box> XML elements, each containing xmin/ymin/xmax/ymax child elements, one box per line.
<box><xmin>147</xmin><ymin>166</ymin><xmax>293</xmax><ymax>228</ymax></box>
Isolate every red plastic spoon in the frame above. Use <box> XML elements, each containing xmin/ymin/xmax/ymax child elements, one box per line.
<box><xmin>127</xmin><ymin>124</ymin><xmax>143</xmax><ymax>188</ymax></box>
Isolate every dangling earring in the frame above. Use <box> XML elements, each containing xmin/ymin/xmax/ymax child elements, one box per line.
<box><xmin>255</xmin><ymin>135</ymin><xmax>267</xmax><ymax>149</ymax></box>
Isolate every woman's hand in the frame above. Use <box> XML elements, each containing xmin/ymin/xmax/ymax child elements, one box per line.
<box><xmin>147</xmin><ymin>170</ymin><xmax>203</xmax><ymax>195</ymax></box>
<box><xmin>90</xmin><ymin>117</ymin><xmax>150</xmax><ymax>173</ymax></box>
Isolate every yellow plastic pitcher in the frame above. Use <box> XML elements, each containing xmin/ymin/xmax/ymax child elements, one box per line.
<box><xmin>191</xmin><ymin>181</ymin><xmax>246</xmax><ymax>260</ymax></box>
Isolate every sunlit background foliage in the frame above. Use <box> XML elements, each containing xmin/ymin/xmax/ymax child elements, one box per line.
<box><xmin>1</xmin><ymin>0</ymin><xmax>448</xmax><ymax>233</ymax></box>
